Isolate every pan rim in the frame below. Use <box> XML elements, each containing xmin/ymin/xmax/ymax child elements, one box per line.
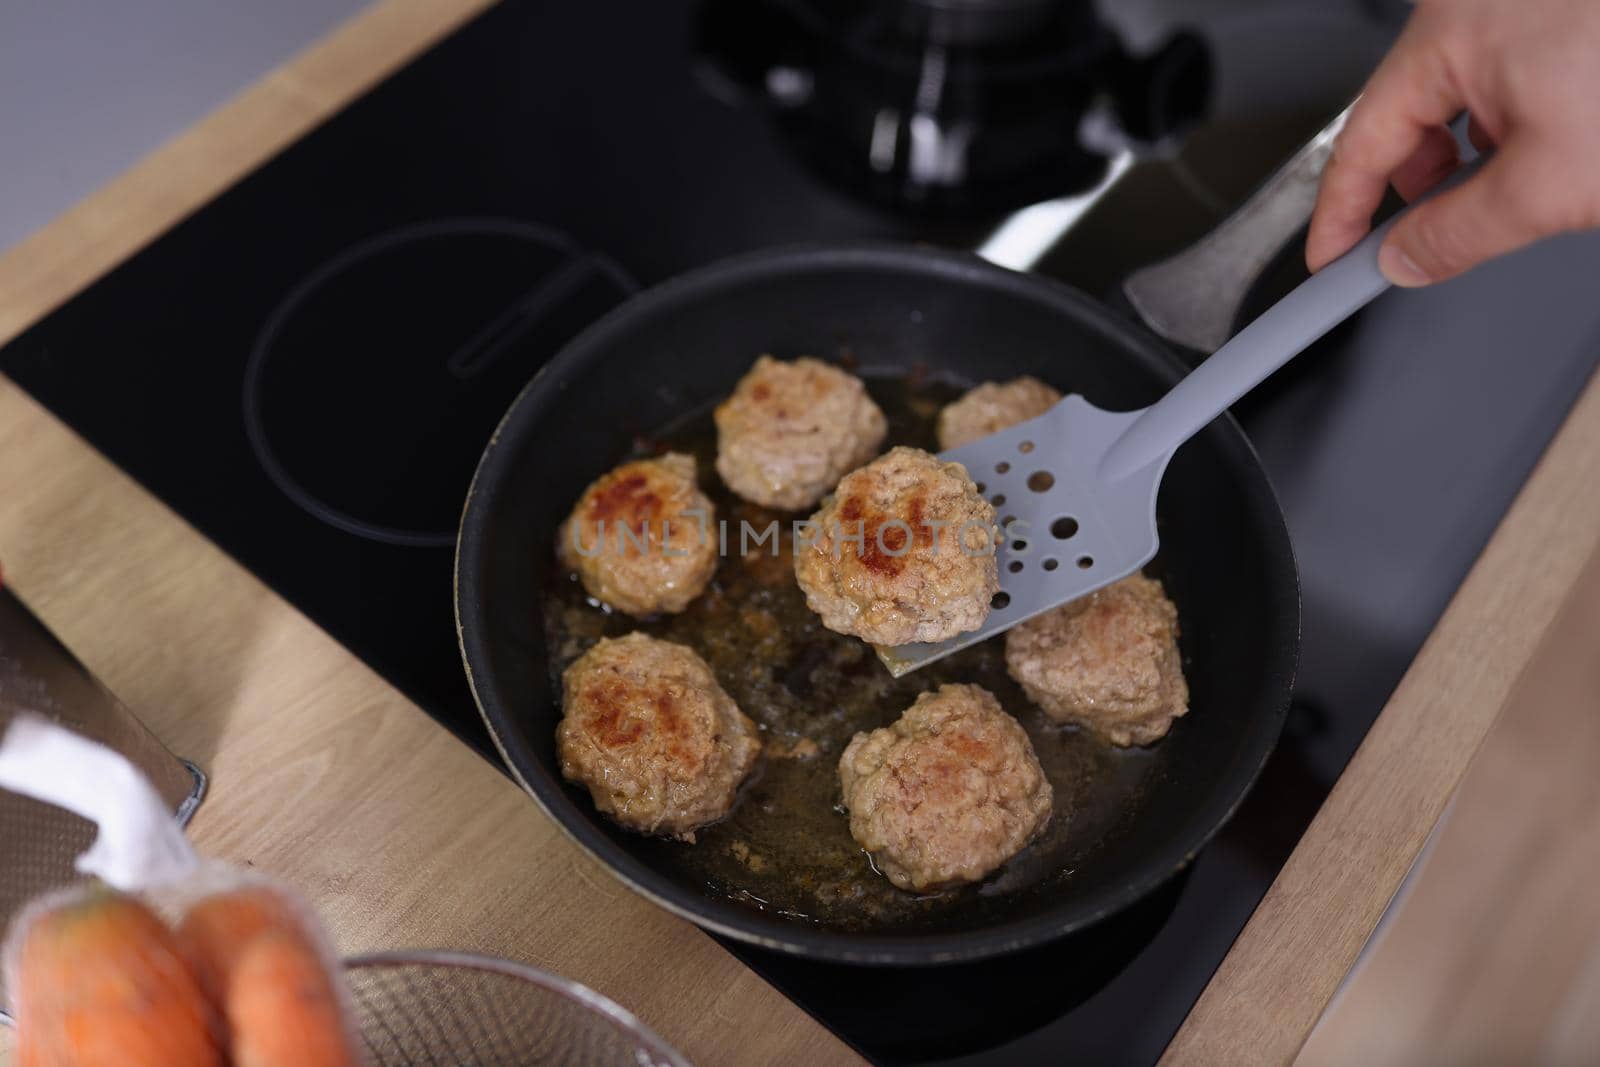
<box><xmin>455</xmin><ymin>240</ymin><xmax>1301</xmax><ymax>965</ymax></box>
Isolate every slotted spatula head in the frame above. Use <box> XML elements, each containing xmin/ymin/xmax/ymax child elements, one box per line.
<box><xmin>875</xmin><ymin>396</ymin><xmax>1165</xmax><ymax>676</ymax></box>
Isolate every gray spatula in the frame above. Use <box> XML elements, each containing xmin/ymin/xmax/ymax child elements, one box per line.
<box><xmin>880</xmin><ymin>158</ymin><xmax>1482</xmax><ymax>677</ymax></box>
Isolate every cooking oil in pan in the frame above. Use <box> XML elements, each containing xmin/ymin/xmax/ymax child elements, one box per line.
<box><xmin>542</xmin><ymin>372</ymin><xmax>1168</xmax><ymax>934</ymax></box>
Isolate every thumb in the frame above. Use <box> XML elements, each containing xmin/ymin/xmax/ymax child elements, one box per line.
<box><xmin>1378</xmin><ymin>149</ymin><xmax>1552</xmax><ymax>286</ymax></box>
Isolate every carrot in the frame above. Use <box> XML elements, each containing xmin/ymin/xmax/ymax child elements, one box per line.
<box><xmin>176</xmin><ymin>885</ymin><xmax>360</xmax><ymax>1067</ymax></box>
<box><xmin>175</xmin><ymin>886</ymin><xmax>303</xmax><ymax>1003</ymax></box>
<box><xmin>224</xmin><ymin>931</ymin><xmax>360</xmax><ymax>1067</ymax></box>
<box><xmin>9</xmin><ymin>888</ymin><xmax>225</xmax><ymax>1067</ymax></box>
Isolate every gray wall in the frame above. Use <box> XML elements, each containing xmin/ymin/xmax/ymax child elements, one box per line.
<box><xmin>0</xmin><ymin>0</ymin><xmax>370</xmax><ymax>252</ymax></box>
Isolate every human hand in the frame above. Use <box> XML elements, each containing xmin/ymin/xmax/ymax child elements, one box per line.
<box><xmin>1305</xmin><ymin>0</ymin><xmax>1600</xmax><ymax>286</ymax></box>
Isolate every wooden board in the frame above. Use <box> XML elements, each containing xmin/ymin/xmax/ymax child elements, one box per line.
<box><xmin>1298</xmin><ymin>541</ymin><xmax>1600</xmax><ymax>1065</ymax></box>
<box><xmin>2</xmin><ymin>0</ymin><xmax>1600</xmax><ymax>1061</ymax></box>
<box><xmin>1163</xmin><ymin>369</ymin><xmax>1600</xmax><ymax>1064</ymax></box>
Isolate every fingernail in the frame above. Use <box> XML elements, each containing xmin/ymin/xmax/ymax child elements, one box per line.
<box><xmin>1378</xmin><ymin>243</ymin><xmax>1430</xmax><ymax>287</ymax></box>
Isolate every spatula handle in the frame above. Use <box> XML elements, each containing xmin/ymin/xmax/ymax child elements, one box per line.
<box><xmin>1100</xmin><ymin>154</ymin><xmax>1487</xmax><ymax>480</ymax></box>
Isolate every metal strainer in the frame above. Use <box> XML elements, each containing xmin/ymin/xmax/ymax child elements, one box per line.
<box><xmin>344</xmin><ymin>951</ymin><xmax>691</xmax><ymax>1067</ymax></box>
<box><xmin>0</xmin><ymin>585</ymin><xmax>206</xmax><ymax>1023</ymax></box>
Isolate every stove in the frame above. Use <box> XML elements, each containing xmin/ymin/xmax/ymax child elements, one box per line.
<box><xmin>5</xmin><ymin>1</ymin><xmax>1599</xmax><ymax>1063</ymax></box>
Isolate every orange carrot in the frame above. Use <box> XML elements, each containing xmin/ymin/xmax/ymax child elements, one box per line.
<box><xmin>176</xmin><ymin>885</ymin><xmax>360</xmax><ymax>1067</ymax></box>
<box><xmin>10</xmin><ymin>888</ymin><xmax>225</xmax><ymax>1067</ymax></box>
<box><xmin>175</xmin><ymin>886</ymin><xmax>303</xmax><ymax>1003</ymax></box>
<box><xmin>224</xmin><ymin>931</ymin><xmax>361</xmax><ymax>1067</ymax></box>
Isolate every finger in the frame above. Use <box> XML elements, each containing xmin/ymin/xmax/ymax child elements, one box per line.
<box><xmin>1466</xmin><ymin>114</ymin><xmax>1497</xmax><ymax>154</ymax></box>
<box><xmin>1378</xmin><ymin>147</ymin><xmax>1552</xmax><ymax>286</ymax></box>
<box><xmin>1306</xmin><ymin>19</ymin><xmax>1466</xmax><ymax>271</ymax></box>
<box><xmin>1389</xmin><ymin>124</ymin><xmax>1461</xmax><ymax>202</ymax></box>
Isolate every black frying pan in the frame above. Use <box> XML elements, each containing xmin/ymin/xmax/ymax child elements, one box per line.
<box><xmin>455</xmin><ymin>243</ymin><xmax>1298</xmax><ymax>964</ymax></box>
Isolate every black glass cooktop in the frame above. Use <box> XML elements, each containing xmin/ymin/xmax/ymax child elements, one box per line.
<box><xmin>6</xmin><ymin>1</ymin><xmax>1600</xmax><ymax>1063</ymax></box>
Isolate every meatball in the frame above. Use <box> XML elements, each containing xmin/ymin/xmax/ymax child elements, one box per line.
<box><xmin>558</xmin><ymin>633</ymin><xmax>761</xmax><ymax>841</ymax></box>
<box><xmin>838</xmin><ymin>684</ymin><xmax>1052</xmax><ymax>892</ymax></box>
<box><xmin>936</xmin><ymin>376</ymin><xmax>1063</xmax><ymax>450</ymax></box>
<box><xmin>794</xmin><ymin>446</ymin><xmax>999</xmax><ymax>646</ymax></box>
<box><xmin>559</xmin><ymin>452</ymin><xmax>716</xmax><ymax>617</ymax></box>
<box><xmin>1005</xmin><ymin>573</ymin><xmax>1189</xmax><ymax>746</ymax></box>
<box><xmin>715</xmin><ymin>355</ymin><xmax>887</xmax><ymax>510</ymax></box>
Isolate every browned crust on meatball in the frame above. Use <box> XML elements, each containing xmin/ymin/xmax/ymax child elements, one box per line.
<box><xmin>715</xmin><ymin>355</ymin><xmax>888</xmax><ymax>510</ymax></box>
<box><xmin>838</xmin><ymin>684</ymin><xmax>1052</xmax><ymax>892</ymax></box>
<box><xmin>1004</xmin><ymin>573</ymin><xmax>1189</xmax><ymax>747</ymax></box>
<box><xmin>558</xmin><ymin>633</ymin><xmax>761</xmax><ymax>841</ymax></box>
<box><xmin>936</xmin><ymin>376</ymin><xmax>1063</xmax><ymax>450</ymax></box>
<box><xmin>794</xmin><ymin>446</ymin><xmax>999</xmax><ymax>646</ymax></box>
<box><xmin>559</xmin><ymin>452</ymin><xmax>717</xmax><ymax>617</ymax></box>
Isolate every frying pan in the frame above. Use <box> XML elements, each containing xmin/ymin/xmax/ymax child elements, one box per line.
<box><xmin>455</xmin><ymin>243</ymin><xmax>1299</xmax><ymax>964</ymax></box>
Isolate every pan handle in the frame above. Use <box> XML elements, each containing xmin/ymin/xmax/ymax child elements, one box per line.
<box><xmin>1120</xmin><ymin>103</ymin><xmax>1354</xmax><ymax>354</ymax></box>
<box><xmin>1102</xmin><ymin>150</ymin><xmax>1485</xmax><ymax>479</ymax></box>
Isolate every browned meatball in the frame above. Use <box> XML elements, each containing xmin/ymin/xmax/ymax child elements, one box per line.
<box><xmin>558</xmin><ymin>633</ymin><xmax>761</xmax><ymax>841</ymax></box>
<box><xmin>559</xmin><ymin>452</ymin><xmax>716</xmax><ymax>617</ymax></box>
<box><xmin>794</xmin><ymin>446</ymin><xmax>999</xmax><ymax>646</ymax></box>
<box><xmin>936</xmin><ymin>376</ymin><xmax>1063</xmax><ymax>450</ymax></box>
<box><xmin>838</xmin><ymin>684</ymin><xmax>1052</xmax><ymax>892</ymax></box>
<box><xmin>715</xmin><ymin>355</ymin><xmax>887</xmax><ymax>510</ymax></box>
<box><xmin>1004</xmin><ymin>573</ymin><xmax>1189</xmax><ymax>746</ymax></box>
